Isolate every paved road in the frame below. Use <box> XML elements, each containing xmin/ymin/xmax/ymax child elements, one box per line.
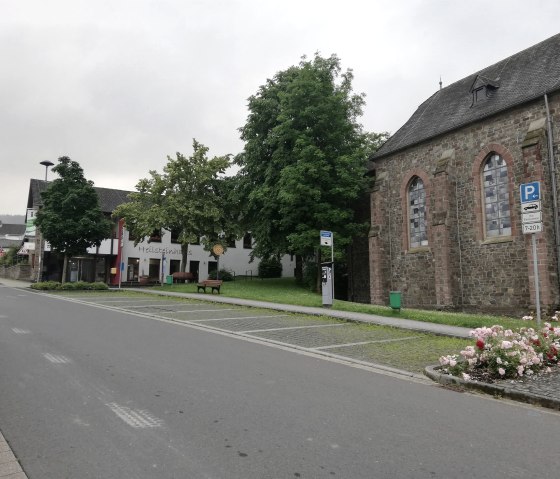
<box><xmin>1</xmin><ymin>285</ymin><xmax>560</xmax><ymax>478</ymax></box>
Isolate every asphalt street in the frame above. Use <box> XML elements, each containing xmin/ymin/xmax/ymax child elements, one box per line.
<box><xmin>1</xmin><ymin>285</ymin><xmax>560</xmax><ymax>478</ymax></box>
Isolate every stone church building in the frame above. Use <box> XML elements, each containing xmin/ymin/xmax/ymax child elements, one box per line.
<box><xmin>367</xmin><ymin>33</ymin><xmax>560</xmax><ymax>315</ymax></box>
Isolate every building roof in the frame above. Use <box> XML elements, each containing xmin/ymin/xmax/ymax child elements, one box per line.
<box><xmin>27</xmin><ymin>179</ymin><xmax>132</xmax><ymax>214</ymax></box>
<box><xmin>372</xmin><ymin>33</ymin><xmax>560</xmax><ymax>160</ymax></box>
<box><xmin>0</xmin><ymin>223</ymin><xmax>26</xmax><ymax>236</ymax></box>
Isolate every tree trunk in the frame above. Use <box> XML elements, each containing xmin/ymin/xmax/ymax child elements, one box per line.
<box><xmin>295</xmin><ymin>255</ymin><xmax>303</xmax><ymax>284</ymax></box>
<box><xmin>181</xmin><ymin>243</ymin><xmax>190</xmax><ymax>272</ymax></box>
<box><xmin>61</xmin><ymin>253</ymin><xmax>68</xmax><ymax>284</ymax></box>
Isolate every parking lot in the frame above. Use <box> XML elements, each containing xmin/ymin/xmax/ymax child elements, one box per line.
<box><xmin>47</xmin><ymin>291</ymin><xmax>470</xmax><ymax>376</ymax></box>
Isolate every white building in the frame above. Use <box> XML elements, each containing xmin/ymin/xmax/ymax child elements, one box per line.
<box><xmin>26</xmin><ymin>179</ymin><xmax>295</xmax><ymax>284</ymax></box>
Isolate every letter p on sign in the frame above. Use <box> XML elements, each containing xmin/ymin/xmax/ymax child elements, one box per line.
<box><xmin>520</xmin><ymin>182</ymin><xmax>541</xmax><ymax>203</ymax></box>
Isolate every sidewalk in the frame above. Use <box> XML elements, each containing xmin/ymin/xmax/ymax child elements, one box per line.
<box><xmin>3</xmin><ymin>278</ymin><xmax>560</xmax><ymax>411</ymax></box>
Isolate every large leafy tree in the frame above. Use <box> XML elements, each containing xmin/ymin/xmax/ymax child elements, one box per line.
<box><xmin>35</xmin><ymin>156</ymin><xmax>112</xmax><ymax>282</ymax></box>
<box><xmin>236</xmin><ymin>53</ymin><xmax>369</xmax><ymax>280</ymax></box>
<box><xmin>114</xmin><ymin>140</ymin><xmax>234</xmax><ymax>272</ymax></box>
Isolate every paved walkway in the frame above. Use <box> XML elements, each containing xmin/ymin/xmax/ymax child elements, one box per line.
<box><xmin>2</xmin><ymin>278</ymin><xmax>560</xmax><ymax>411</ymax></box>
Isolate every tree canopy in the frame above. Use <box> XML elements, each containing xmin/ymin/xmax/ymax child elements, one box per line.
<box><xmin>35</xmin><ymin>156</ymin><xmax>112</xmax><ymax>280</ymax></box>
<box><xmin>236</xmin><ymin>53</ymin><xmax>369</xmax><ymax>268</ymax></box>
<box><xmin>113</xmin><ymin>140</ymin><xmax>234</xmax><ymax>271</ymax></box>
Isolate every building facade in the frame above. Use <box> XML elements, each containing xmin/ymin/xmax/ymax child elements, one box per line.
<box><xmin>368</xmin><ymin>34</ymin><xmax>560</xmax><ymax>315</ymax></box>
<box><xmin>26</xmin><ymin>180</ymin><xmax>295</xmax><ymax>284</ymax></box>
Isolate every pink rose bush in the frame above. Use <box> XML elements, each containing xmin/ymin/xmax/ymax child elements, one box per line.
<box><xmin>439</xmin><ymin>322</ymin><xmax>560</xmax><ymax>380</ymax></box>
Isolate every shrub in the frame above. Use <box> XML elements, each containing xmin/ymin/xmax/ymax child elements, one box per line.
<box><xmin>30</xmin><ymin>281</ymin><xmax>109</xmax><ymax>291</ymax></box>
<box><xmin>31</xmin><ymin>281</ymin><xmax>61</xmax><ymax>290</ymax></box>
<box><xmin>207</xmin><ymin>269</ymin><xmax>234</xmax><ymax>281</ymax></box>
<box><xmin>258</xmin><ymin>257</ymin><xmax>283</xmax><ymax>279</ymax></box>
<box><xmin>440</xmin><ymin>321</ymin><xmax>560</xmax><ymax>381</ymax></box>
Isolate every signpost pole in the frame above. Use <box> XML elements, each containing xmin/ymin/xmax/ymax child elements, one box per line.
<box><xmin>532</xmin><ymin>234</ymin><xmax>541</xmax><ymax>325</ymax></box>
<box><xmin>520</xmin><ymin>182</ymin><xmax>543</xmax><ymax>324</ymax></box>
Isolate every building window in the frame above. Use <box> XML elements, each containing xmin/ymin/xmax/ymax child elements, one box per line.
<box><xmin>482</xmin><ymin>153</ymin><xmax>511</xmax><ymax>237</ymax></box>
<box><xmin>408</xmin><ymin>177</ymin><xmax>428</xmax><ymax>248</ymax></box>
<box><xmin>170</xmin><ymin>229</ymin><xmax>181</xmax><ymax>244</ymax></box>
<box><xmin>243</xmin><ymin>233</ymin><xmax>252</xmax><ymax>249</ymax></box>
<box><xmin>148</xmin><ymin>229</ymin><xmax>161</xmax><ymax>243</ymax></box>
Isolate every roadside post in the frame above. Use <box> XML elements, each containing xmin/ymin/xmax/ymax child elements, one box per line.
<box><xmin>520</xmin><ymin>181</ymin><xmax>543</xmax><ymax>324</ymax></box>
<box><xmin>320</xmin><ymin>230</ymin><xmax>334</xmax><ymax>307</ymax></box>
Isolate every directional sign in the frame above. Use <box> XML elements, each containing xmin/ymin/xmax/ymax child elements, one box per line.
<box><xmin>520</xmin><ymin>182</ymin><xmax>541</xmax><ymax>203</ymax></box>
<box><xmin>320</xmin><ymin>230</ymin><xmax>333</xmax><ymax>246</ymax></box>
<box><xmin>521</xmin><ymin>201</ymin><xmax>541</xmax><ymax>213</ymax></box>
<box><xmin>523</xmin><ymin>222</ymin><xmax>543</xmax><ymax>234</ymax></box>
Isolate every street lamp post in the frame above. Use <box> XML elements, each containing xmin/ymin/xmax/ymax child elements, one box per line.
<box><xmin>36</xmin><ymin>160</ymin><xmax>54</xmax><ymax>282</ymax></box>
<box><xmin>40</xmin><ymin>160</ymin><xmax>54</xmax><ymax>182</ymax></box>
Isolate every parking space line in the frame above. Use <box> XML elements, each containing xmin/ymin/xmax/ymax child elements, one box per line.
<box><xmin>241</xmin><ymin>323</ymin><xmax>346</xmax><ymax>333</ymax></box>
<box><xmin>170</xmin><ymin>308</ymin><xmax>238</xmax><ymax>313</ymax></box>
<box><xmin>117</xmin><ymin>304</ymin><xmax>186</xmax><ymax>309</ymax></box>
<box><xmin>313</xmin><ymin>336</ymin><xmax>419</xmax><ymax>350</ymax></box>
<box><xmin>189</xmin><ymin>314</ymin><xmax>289</xmax><ymax>322</ymax></box>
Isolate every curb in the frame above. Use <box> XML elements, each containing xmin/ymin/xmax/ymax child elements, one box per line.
<box><xmin>424</xmin><ymin>365</ymin><xmax>560</xmax><ymax>411</ymax></box>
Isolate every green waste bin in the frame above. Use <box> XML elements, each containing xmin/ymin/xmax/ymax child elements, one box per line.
<box><xmin>165</xmin><ymin>275</ymin><xmax>173</xmax><ymax>285</ymax></box>
<box><xmin>389</xmin><ymin>291</ymin><xmax>402</xmax><ymax>311</ymax></box>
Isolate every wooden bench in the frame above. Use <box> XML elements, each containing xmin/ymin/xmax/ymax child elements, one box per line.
<box><xmin>197</xmin><ymin>279</ymin><xmax>223</xmax><ymax>294</ymax></box>
<box><xmin>172</xmin><ymin>271</ymin><xmax>195</xmax><ymax>283</ymax></box>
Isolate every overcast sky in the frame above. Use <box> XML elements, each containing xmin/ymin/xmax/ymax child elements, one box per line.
<box><xmin>1</xmin><ymin>0</ymin><xmax>559</xmax><ymax>215</ymax></box>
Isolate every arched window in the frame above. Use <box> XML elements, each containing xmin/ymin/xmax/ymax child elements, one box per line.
<box><xmin>408</xmin><ymin>177</ymin><xmax>428</xmax><ymax>248</ymax></box>
<box><xmin>482</xmin><ymin>153</ymin><xmax>511</xmax><ymax>237</ymax></box>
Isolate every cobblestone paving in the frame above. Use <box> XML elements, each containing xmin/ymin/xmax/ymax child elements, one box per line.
<box><xmin>190</xmin><ymin>314</ymin><xmax>339</xmax><ymax>331</ymax></box>
<box><xmin>493</xmin><ymin>368</ymin><xmax>560</xmax><ymax>399</ymax></box>
<box><xmin>248</xmin><ymin>323</ymin><xmax>420</xmax><ymax>349</ymax></box>
<box><xmin>329</xmin><ymin>336</ymin><xmax>472</xmax><ymax>374</ymax></box>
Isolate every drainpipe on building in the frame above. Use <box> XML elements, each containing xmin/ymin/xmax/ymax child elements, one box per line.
<box><xmin>544</xmin><ymin>93</ymin><xmax>560</xmax><ymax>288</ymax></box>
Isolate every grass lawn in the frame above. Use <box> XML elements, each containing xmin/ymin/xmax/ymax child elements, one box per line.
<box><xmin>152</xmin><ymin>277</ymin><xmax>532</xmax><ymax>330</ymax></box>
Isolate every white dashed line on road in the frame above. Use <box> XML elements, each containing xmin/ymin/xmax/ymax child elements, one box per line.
<box><xmin>11</xmin><ymin>328</ymin><xmax>31</xmax><ymax>334</ymax></box>
<box><xmin>106</xmin><ymin>402</ymin><xmax>163</xmax><ymax>429</ymax></box>
<box><xmin>44</xmin><ymin>353</ymin><xmax>71</xmax><ymax>364</ymax></box>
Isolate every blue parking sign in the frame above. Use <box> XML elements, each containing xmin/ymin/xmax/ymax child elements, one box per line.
<box><xmin>520</xmin><ymin>182</ymin><xmax>540</xmax><ymax>203</ymax></box>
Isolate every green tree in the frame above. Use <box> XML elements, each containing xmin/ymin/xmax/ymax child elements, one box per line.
<box><xmin>114</xmin><ymin>140</ymin><xmax>234</xmax><ymax>272</ymax></box>
<box><xmin>35</xmin><ymin>156</ymin><xmax>112</xmax><ymax>282</ymax></box>
<box><xmin>236</xmin><ymin>53</ymin><xmax>369</xmax><ymax>281</ymax></box>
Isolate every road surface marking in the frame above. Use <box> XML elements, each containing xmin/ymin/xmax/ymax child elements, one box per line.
<box><xmin>11</xmin><ymin>328</ymin><xmax>31</xmax><ymax>334</ymax></box>
<box><xmin>188</xmin><ymin>314</ymin><xmax>289</xmax><ymax>322</ymax></box>
<box><xmin>44</xmin><ymin>353</ymin><xmax>71</xmax><ymax>364</ymax></box>
<box><xmin>170</xmin><ymin>308</ymin><xmax>238</xmax><ymax>313</ymax></box>
<box><xmin>242</xmin><ymin>323</ymin><xmax>346</xmax><ymax>333</ymax></box>
<box><xmin>106</xmin><ymin>402</ymin><xmax>163</xmax><ymax>428</ymax></box>
<box><xmin>314</xmin><ymin>336</ymin><xmax>420</xmax><ymax>350</ymax></box>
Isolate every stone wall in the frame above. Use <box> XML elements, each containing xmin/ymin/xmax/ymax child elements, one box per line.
<box><xmin>369</xmin><ymin>93</ymin><xmax>560</xmax><ymax>315</ymax></box>
<box><xmin>0</xmin><ymin>264</ymin><xmax>32</xmax><ymax>280</ymax></box>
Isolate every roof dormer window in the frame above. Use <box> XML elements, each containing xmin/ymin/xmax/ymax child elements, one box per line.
<box><xmin>470</xmin><ymin>74</ymin><xmax>500</xmax><ymax>107</ymax></box>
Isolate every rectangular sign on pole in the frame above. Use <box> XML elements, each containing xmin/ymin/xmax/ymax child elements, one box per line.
<box><xmin>320</xmin><ymin>230</ymin><xmax>332</xmax><ymax>247</ymax></box>
<box><xmin>521</xmin><ymin>201</ymin><xmax>541</xmax><ymax>213</ymax></box>
<box><xmin>522</xmin><ymin>222</ymin><xmax>543</xmax><ymax>234</ymax></box>
<box><xmin>520</xmin><ymin>181</ymin><xmax>541</xmax><ymax>203</ymax></box>
<box><xmin>522</xmin><ymin>212</ymin><xmax>542</xmax><ymax>223</ymax></box>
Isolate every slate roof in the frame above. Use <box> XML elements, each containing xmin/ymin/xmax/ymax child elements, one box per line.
<box><xmin>27</xmin><ymin>179</ymin><xmax>132</xmax><ymax>214</ymax></box>
<box><xmin>372</xmin><ymin>33</ymin><xmax>560</xmax><ymax>160</ymax></box>
<box><xmin>0</xmin><ymin>224</ymin><xmax>25</xmax><ymax>236</ymax></box>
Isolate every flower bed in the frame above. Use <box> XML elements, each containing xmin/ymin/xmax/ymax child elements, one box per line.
<box><xmin>439</xmin><ymin>321</ymin><xmax>560</xmax><ymax>382</ymax></box>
